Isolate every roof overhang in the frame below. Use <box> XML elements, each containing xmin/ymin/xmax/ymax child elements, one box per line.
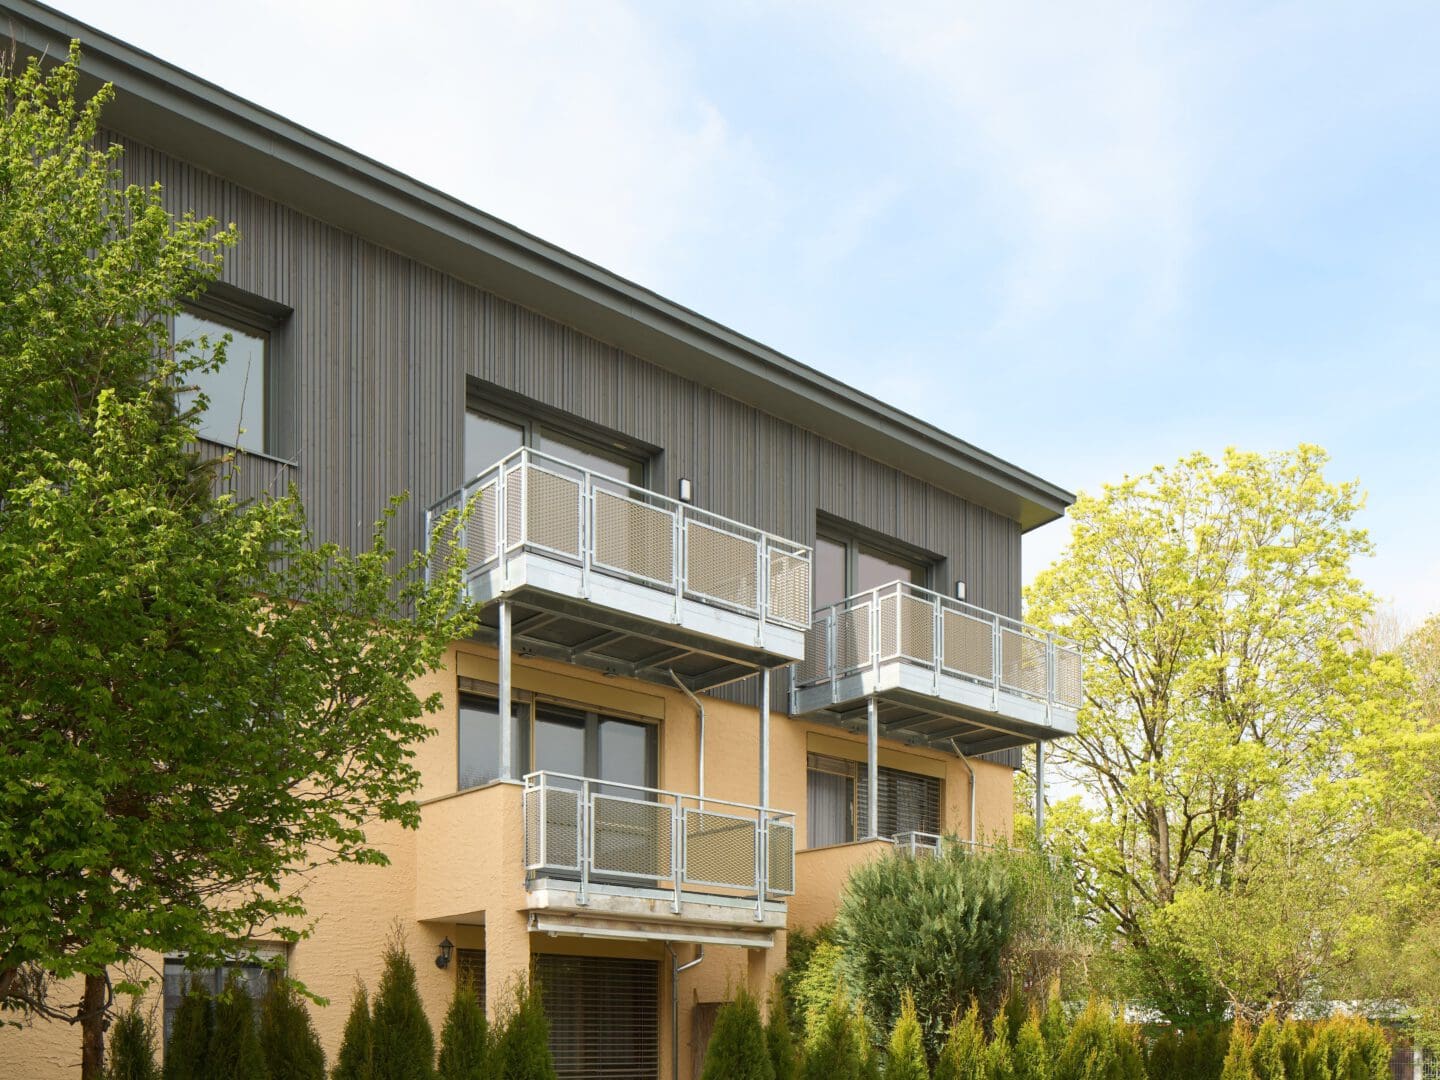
<box><xmin>4</xmin><ymin>0</ymin><xmax>1074</xmax><ymax>530</ymax></box>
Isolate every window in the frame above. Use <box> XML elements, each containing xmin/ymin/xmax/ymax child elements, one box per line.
<box><xmin>806</xmin><ymin>753</ymin><xmax>942</xmax><ymax>846</ymax></box>
<box><xmin>813</xmin><ymin>526</ymin><xmax>933</xmax><ymax>610</ymax></box>
<box><xmin>162</xmin><ymin>952</ymin><xmax>280</xmax><ymax>1047</ymax></box>
<box><xmin>175</xmin><ymin>309</ymin><xmax>271</xmax><ymax>454</ymax></box>
<box><xmin>456</xmin><ymin>948</ymin><xmax>486</xmax><ymax>1012</ymax></box>
<box><xmin>464</xmin><ymin>403</ymin><xmax>646</xmax><ymax>486</ymax></box>
<box><xmin>458</xmin><ymin>693</ymin><xmax>529</xmax><ymax>788</ymax></box>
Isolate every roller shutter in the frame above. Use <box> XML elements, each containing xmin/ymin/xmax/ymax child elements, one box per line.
<box><xmin>534</xmin><ymin>954</ymin><xmax>660</xmax><ymax>1079</ymax></box>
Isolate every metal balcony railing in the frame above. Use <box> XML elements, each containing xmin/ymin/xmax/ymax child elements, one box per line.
<box><xmin>425</xmin><ymin>448</ymin><xmax>812</xmax><ymax>630</ymax></box>
<box><xmin>794</xmin><ymin>580</ymin><xmax>1083</xmax><ymax>711</ymax></box>
<box><xmin>522</xmin><ymin>771</ymin><xmax>795</xmax><ymax>920</ymax></box>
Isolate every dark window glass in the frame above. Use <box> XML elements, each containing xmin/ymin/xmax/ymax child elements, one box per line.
<box><xmin>456</xmin><ymin>949</ymin><xmax>485</xmax><ymax>1012</ymax></box>
<box><xmin>806</xmin><ymin>753</ymin><xmax>942</xmax><ymax>846</ymax></box>
<box><xmin>458</xmin><ymin>695</ymin><xmax>527</xmax><ymax>788</ymax></box>
<box><xmin>534</xmin><ymin>706</ymin><xmax>587</xmax><ymax>780</ymax></box>
<box><xmin>464</xmin><ymin>411</ymin><xmax>524</xmax><ymax>481</ymax></box>
<box><xmin>807</xmin><ymin>759</ymin><xmax>856</xmax><ymax>847</ymax></box>
<box><xmin>856</xmin><ymin>544</ymin><xmax>928</xmax><ymax>593</ymax></box>
<box><xmin>813</xmin><ymin>535</ymin><xmax>847</xmax><ymax>610</ymax></box>
<box><xmin>536</xmin><ymin>428</ymin><xmax>644</xmax><ymax>485</ymax></box>
<box><xmin>175</xmin><ymin>311</ymin><xmax>267</xmax><ymax>453</ymax></box>
<box><xmin>162</xmin><ymin>956</ymin><xmax>274</xmax><ymax>1047</ymax></box>
<box><xmin>597</xmin><ymin>717</ymin><xmax>653</xmax><ymax>791</ymax></box>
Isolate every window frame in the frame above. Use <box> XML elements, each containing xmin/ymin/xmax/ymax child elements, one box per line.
<box><xmin>804</xmin><ymin>751</ymin><xmax>944</xmax><ymax>848</ymax></box>
<box><xmin>813</xmin><ymin>517</ymin><xmax>939</xmax><ymax>610</ymax></box>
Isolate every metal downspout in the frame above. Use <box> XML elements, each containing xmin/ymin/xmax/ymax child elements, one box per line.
<box><xmin>668</xmin><ymin>670</ymin><xmax>705</xmax><ymax>806</ymax></box>
<box><xmin>865</xmin><ymin>696</ymin><xmax>879</xmax><ymax>840</ymax></box>
<box><xmin>948</xmin><ymin>738</ymin><xmax>977</xmax><ymax>845</ymax></box>
<box><xmin>667</xmin><ymin>943</ymin><xmax>705</xmax><ymax>1080</ymax></box>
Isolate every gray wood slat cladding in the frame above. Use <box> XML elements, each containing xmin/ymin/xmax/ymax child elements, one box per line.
<box><xmin>113</xmin><ymin>132</ymin><xmax>1022</xmax><ymax>620</ymax></box>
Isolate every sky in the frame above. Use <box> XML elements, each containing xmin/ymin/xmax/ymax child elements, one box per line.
<box><xmin>50</xmin><ymin>0</ymin><xmax>1440</xmax><ymax>625</ymax></box>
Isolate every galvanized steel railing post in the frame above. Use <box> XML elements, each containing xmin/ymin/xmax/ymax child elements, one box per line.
<box><xmin>578</xmin><ymin>777</ymin><xmax>591</xmax><ymax>907</ymax></box>
<box><xmin>671</xmin><ymin>794</ymin><xmax>683</xmax><ymax>915</ymax></box>
<box><xmin>932</xmin><ymin>591</ymin><xmax>943</xmax><ymax>694</ymax></box>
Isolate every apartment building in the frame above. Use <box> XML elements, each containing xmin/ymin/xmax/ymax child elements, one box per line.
<box><xmin>0</xmin><ymin>4</ymin><xmax>1082</xmax><ymax>1078</ymax></box>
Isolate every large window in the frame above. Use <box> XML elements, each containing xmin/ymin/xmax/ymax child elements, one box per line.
<box><xmin>813</xmin><ymin>527</ymin><xmax>933</xmax><ymax>610</ymax></box>
<box><xmin>162</xmin><ymin>952</ymin><xmax>280</xmax><ymax>1046</ymax></box>
<box><xmin>175</xmin><ymin>309</ymin><xmax>271</xmax><ymax>454</ymax></box>
<box><xmin>464</xmin><ymin>405</ymin><xmax>647</xmax><ymax>486</ymax></box>
<box><xmin>806</xmin><ymin>753</ymin><xmax>942</xmax><ymax>846</ymax></box>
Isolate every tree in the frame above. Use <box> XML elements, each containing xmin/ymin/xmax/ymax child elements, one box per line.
<box><xmin>491</xmin><ymin>977</ymin><xmax>556</xmax><ymax>1080</ymax></box>
<box><xmin>259</xmin><ymin>982</ymin><xmax>326</xmax><ymax>1080</ymax></box>
<box><xmin>885</xmin><ymin>992</ymin><xmax>928</xmax><ymax>1080</ymax></box>
<box><xmin>800</xmin><ymin>996</ymin><xmax>869</xmax><ymax>1080</ymax></box>
<box><xmin>1051</xmin><ymin>1002</ymin><xmax>1144</xmax><ymax>1080</ymax></box>
<box><xmin>766</xmin><ymin>986</ymin><xmax>803</xmax><ymax>1080</ymax></box>
<box><xmin>932</xmin><ymin>1003</ymin><xmax>986</xmax><ymax>1080</ymax></box>
<box><xmin>331</xmin><ymin>984</ymin><xmax>374</xmax><ymax>1080</ymax></box>
<box><xmin>436</xmin><ymin>982</ymin><xmax>491</xmax><ymax>1080</ymax></box>
<box><xmin>1009</xmin><ymin>1011</ymin><xmax>1049</xmax><ymax>1080</ymax></box>
<box><xmin>163</xmin><ymin>984</ymin><xmax>213</xmax><ymax>1080</ymax></box>
<box><xmin>702</xmin><ymin>988</ymin><xmax>775</xmax><ymax>1080</ymax></box>
<box><xmin>370</xmin><ymin>938</ymin><xmax>435</xmax><ymax>1080</ymax></box>
<box><xmin>0</xmin><ymin>45</ymin><xmax>475</xmax><ymax>1079</ymax></box>
<box><xmin>105</xmin><ymin>1005</ymin><xmax>160</xmax><ymax>1080</ymax></box>
<box><xmin>208</xmin><ymin>976</ymin><xmax>267</xmax><ymax>1080</ymax></box>
<box><xmin>1026</xmin><ymin>446</ymin><xmax>1405</xmax><ymax>1023</ymax></box>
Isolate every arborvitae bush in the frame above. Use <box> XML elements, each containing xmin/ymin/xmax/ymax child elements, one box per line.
<box><xmin>801</xmin><ymin>996</ymin><xmax>868</xmax><ymax>1080</ymax></box>
<box><xmin>1010</xmin><ymin>1012</ymin><xmax>1049</xmax><ymax>1080</ymax></box>
<box><xmin>886</xmin><ymin>992</ymin><xmax>929</xmax><ymax>1080</ymax></box>
<box><xmin>436</xmin><ymin>984</ymin><xmax>491</xmax><ymax>1080</ymax></box>
<box><xmin>259</xmin><ymin>982</ymin><xmax>326</xmax><ymax>1080</ymax></box>
<box><xmin>702</xmin><ymin>988</ymin><xmax>775</xmax><ymax>1080</ymax></box>
<box><xmin>371</xmin><ymin>938</ymin><xmax>435</xmax><ymax>1080</ymax></box>
<box><xmin>331</xmin><ymin>984</ymin><xmax>374</xmax><ymax>1080</ymax></box>
<box><xmin>162</xmin><ymin>982</ymin><xmax>212</xmax><ymax>1080</ymax></box>
<box><xmin>1052</xmin><ymin>1001</ymin><xmax>1144</xmax><ymax>1080</ymax></box>
<box><xmin>1148</xmin><ymin>1028</ymin><xmax>1180</xmax><ymax>1079</ymax></box>
<box><xmin>1248</xmin><ymin>1016</ymin><xmax>1285</xmax><ymax>1080</ymax></box>
<box><xmin>999</xmin><ymin>995</ymin><xmax>1028</xmax><ymax>1049</ymax></box>
<box><xmin>1039</xmin><ymin>998</ymin><xmax>1067</xmax><ymax>1063</ymax></box>
<box><xmin>1302</xmin><ymin>1016</ymin><xmax>1391</xmax><ymax>1080</ymax></box>
<box><xmin>107</xmin><ymin>1005</ymin><xmax>160</xmax><ymax>1080</ymax></box>
<box><xmin>209</xmin><ymin>976</ymin><xmax>268</xmax><ymax>1080</ymax></box>
<box><xmin>1220</xmin><ymin>1021</ymin><xmax>1255</xmax><ymax>1080</ymax></box>
<box><xmin>1277</xmin><ymin>1020</ymin><xmax>1306</xmax><ymax>1080</ymax></box>
<box><xmin>492</xmin><ymin>976</ymin><xmax>556</xmax><ymax>1080</ymax></box>
<box><xmin>983</xmin><ymin>1030</ymin><xmax>1016</xmax><ymax>1080</ymax></box>
<box><xmin>766</xmin><ymin>985</ymin><xmax>803</xmax><ymax>1080</ymax></box>
<box><xmin>933</xmin><ymin>1003</ymin><xmax>987</xmax><ymax>1080</ymax></box>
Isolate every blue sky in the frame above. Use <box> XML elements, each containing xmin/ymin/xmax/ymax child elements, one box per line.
<box><xmin>57</xmin><ymin>0</ymin><xmax>1440</xmax><ymax>623</ymax></box>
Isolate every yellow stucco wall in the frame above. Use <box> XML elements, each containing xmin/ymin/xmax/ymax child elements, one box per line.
<box><xmin>0</xmin><ymin>640</ymin><xmax>1017</xmax><ymax>1079</ymax></box>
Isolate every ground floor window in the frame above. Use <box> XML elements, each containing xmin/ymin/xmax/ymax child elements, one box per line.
<box><xmin>456</xmin><ymin>948</ymin><xmax>485</xmax><ymax>1013</ymax></box>
<box><xmin>161</xmin><ymin>953</ymin><xmax>279</xmax><ymax>1046</ymax></box>
<box><xmin>534</xmin><ymin>954</ymin><xmax>659</xmax><ymax>1080</ymax></box>
<box><xmin>806</xmin><ymin>752</ymin><xmax>943</xmax><ymax>845</ymax></box>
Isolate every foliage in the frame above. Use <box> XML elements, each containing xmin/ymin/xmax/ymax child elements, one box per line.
<box><xmin>259</xmin><ymin>982</ymin><xmax>326</xmax><ymax>1080</ymax></box>
<box><xmin>885</xmin><ymin>992</ymin><xmax>929</xmax><ymax>1080</ymax></box>
<box><xmin>162</xmin><ymin>983</ymin><xmax>213</xmax><ymax>1080</ymax></box>
<box><xmin>491</xmin><ymin>976</ymin><xmax>556</xmax><ymax>1080</ymax></box>
<box><xmin>932</xmin><ymin>1003</ymin><xmax>986</xmax><ymax>1080</ymax></box>
<box><xmin>800</xmin><ymin>996</ymin><xmax>871</xmax><ymax>1080</ymax></box>
<box><xmin>782</xmin><ymin>926</ymin><xmax>834</xmax><ymax>1037</ymax></box>
<box><xmin>1026</xmin><ymin>446</ymin><xmax>1406</xmax><ymax>1023</ymax></box>
<box><xmin>702</xmin><ymin>988</ymin><xmax>774</xmax><ymax>1080</ymax></box>
<box><xmin>370</xmin><ymin>938</ymin><xmax>435</xmax><ymax>1080</ymax></box>
<box><xmin>1010</xmin><ymin>1011</ymin><xmax>1050</xmax><ymax>1080</ymax></box>
<box><xmin>1219</xmin><ymin>1021</ymin><xmax>1254</xmax><ymax>1080</ymax></box>
<box><xmin>1300</xmin><ymin>1017</ymin><xmax>1390</xmax><ymax>1080</ymax></box>
<box><xmin>766</xmin><ymin>984</ymin><xmax>803</xmax><ymax>1080</ymax></box>
<box><xmin>794</xmin><ymin>941</ymin><xmax>851</xmax><ymax>1041</ymax></box>
<box><xmin>1051</xmin><ymin>1001</ymin><xmax>1144</xmax><ymax>1080</ymax></box>
<box><xmin>106</xmin><ymin>1005</ymin><xmax>159</xmax><ymax>1080</ymax></box>
<box><xmin>836</xmin><ymin>847</ymin><xmax>1019</xmax><ymax>1059</ymax></box>
<box><xmin>331</xmin><ymin>984</ymin><xmax>373</xmax><ymax>1080</ymax></box>
<box><xmin>208</xmin><ymin>977</ymin><xmax>267</xmax><ymax>1080</ymax></box>
<box><xmin>1248</xmin><ymin>1016</ymin><xmax>1286</xmax><ymax>1080</ymax></box>
<box><xmin>436</xmin><ymin>982</ymin><xmax>491</xmax><ymax>1080</ymax></box>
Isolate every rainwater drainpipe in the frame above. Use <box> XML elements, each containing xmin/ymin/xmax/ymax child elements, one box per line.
<box><xmin>948</xmin><ymin>738</ymin><xmax>977</xmax><ymax>845</ymax></box>
<box><xmin>668</xmin><ymin>671</ymin><xmax>705</xmax><ymax>805</ymax></box>
<box><xmin>666</xmin><ymin>943</ymin><xmax>705</xmax><ymax>1080</ymax></box>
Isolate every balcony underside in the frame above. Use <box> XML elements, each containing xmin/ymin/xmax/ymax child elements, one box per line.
<box><xmin>526</xmin><ymin>878</ymin><xmax>784</xmax><ymax>948</ymax></box>
<box><xmin>469</xmin><ymin>552</ymin><xmax>806</xmax><ymax>690</ymax></box>
<box><xmin>792</xmin><ymin>661</ymin><xmax>1079</xmax><ymax>754</ymax></box>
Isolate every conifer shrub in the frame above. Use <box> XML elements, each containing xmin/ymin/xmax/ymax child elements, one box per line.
<box><xmin>371</xmin><ymin>937</ymin><xmax>436</xmax><ymax>1080</ymax></box>
<box><xmin>1010</xmin><ymin>1011</ymin><xmax>1050</xmax><ymax>1080</ymax></box>
<box><xmin>492</xmin><ymin>976</ymin><xmax>556</xmax><ymax>1080</ymax></box>
<box><xmin>1277</xmin><ymin>1020</ymin><xmax>1306</xmax><ymax>1080</ymax></box>
<box><xmin>107</xmin><ymin>1005</ymin><xmax>160</xmax><ymax>1080</ymax></box>
<box><xmin>1219</xmin><ymin>1020</ymin><xmax>1255</xmax><ymax>1080</ymax></box>
<box><xmin>209</xmin><ymin>975</ymin><xmax>268</xmax><ymax>1080</ymax></box>
<box><xmin>886</xmin><ymin>992</ymin><xmax>929</xmax><ymax>1080</ymax></box>
<box><xmin>933</xmin><ymin>1003</ymin><xmax>987</xmax><ymax>1080</ymax></box>
<box><xmin>801</xmin><ymin>995</ymin><xmax>870</xmax><ymax>1080</ymax></box>
<box><xmin>1051</xmin><ymin>1001</ymin><xmax>1144</xmax><ymax>1080</ymax></box>
<box><xmin>1038</xmin><ymin>998</ymin><xmax>1068</xmax><ymax>1063</ymax></box>
<box><xmin>702</xmin><ymin>988</ymin><xmax>775</xmax><ymax>1080</ymax></box>
<box><xmin>260</xmin><ymin>982</ymin><xmax>326</xmax><ymax>1080</ymax></box>
<box><xmin>1248</xmin><ymin>1016</ymin><xmax>1285</xmax><ymax>1080</ymax></box>
<box><xmin>162</xmin><ymin>982</ymin><xmax>213</xmax><ymax>1080</ymax></box>
<box><xmin>766</xmin><ymin>985</ymin><xmax>803</xmax><ymax>1080</ymax></box>
<box><xmin>436</xmin><ymin>982</ymin><xmax>491</xmax><ymax>1080</ymax></box>
<box><xmin>331</xmin><ymin>984</ymin><xmax>374</xmax><ymax>1080</ymax></box>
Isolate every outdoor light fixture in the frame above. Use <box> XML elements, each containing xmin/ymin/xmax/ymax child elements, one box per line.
<box><xmin>435</xmin><ymin>937</ymin><xmax>453</xmax><ymax>969</ymax></box>
<box><xmin>678</xmin><ymin>477</ymin><xmax>693</xmax><ymax>503</ymax></box>
<box><xmin>955</xmin><ymin>580</ymin><xmax>967</xmax><ymax>601</ymax></box>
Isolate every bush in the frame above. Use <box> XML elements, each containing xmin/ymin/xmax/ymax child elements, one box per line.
<box><xmin>332</xmin><ymin>984</ymin><xmax>373</xmax><ymax>1080</ymax></box>
<box><xmin>492</xmin><ymin>976</ymin><xmax>556</xmax><ymax>1080</ymax></box>
<box><xmin>702</xmin><ymin>988</ymin><xmax>774</xmax><ymax>1080</ymax></box>
<box><xmin>837</xmin><ymin>849</ymin><xmax>1019</xmax><ymax>1061</ymax></box>
<box><xmin>1052</xmin><ymin>1001</ymin><xmax>1143</xmax><ymax>1080</ymax></box>
<box><xmin>1248</xmin><ymin>1016</ymin><xmax>1285</xmax><ymax>1080</ymax></box>
<box><xmin>933</xmin><ymin>1003</ymin><xmax>987</xmax><ymax>1080</ymax></box>
<box><xmin>208</xmin><ymin>976</ymin><xmax>267</xmax><ymax>1080</ymax></box>
<box><xmin>437</xmin><ymin>983</ymin><xmax>491</xmax><ymax>1080</ymax></box>
<box><xmin>107</xmin><ymin>1005</ymin><xmax>159</xmax><ymax>1080</ymax></box>
<box><xmin>260</xmin><ymin>982</ymin><xmax>326</xmax><ymax>1080</ymax></box>
<box><xmin>1302</xmin><ymin>1016</ymin><xmax>1390</xmax><ymax>1080</ymax></box>
<box><xmin>163</xmin><ymin>982</ymin><xmax>213</xmax><ymax>1080</ymax></box>
<box><xmin>886</xmin><ymin>992</ymin><xmax>929</xmax><ymax>1080</ymax></box>
<box><xmin>801</xmin><ymin>995</ymin><xmax>871</xmax><ymax>1080</ymax></box>
<box><xmin>767</xmin><ymin>986</ymin><xmax>803</xmax><ymax>1080</ymax></box>
<box><xmin>371</xmin><ymin>938</ymin><xmax>435</xmax><ymax>1080</ymax></box>
<box><xmin>1011</xmin><ymin>1010</ymin><xmax>1050</xmax><ymax>1080</ymax></box>
<box><xmin>1219</xmin><ymin>1021</ymin><xmax>1254</xmax><ymax>1080</ymax></box>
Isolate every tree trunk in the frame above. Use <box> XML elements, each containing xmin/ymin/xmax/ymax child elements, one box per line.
<box><xmin>80</xmin><ymin>972</ymin><xmax>107</xmax><ymax>1080</ymax></box>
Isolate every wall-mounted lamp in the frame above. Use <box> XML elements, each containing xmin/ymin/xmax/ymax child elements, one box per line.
<box><xmin>435</xmin><ymin>937</ymin><xmax>453</xmax><ymax>969</ymax></box>
<box><xmin>677</xmin><ymin>477</ymin><xmax>693</xmax><ymax>504</ymax></box>
<box><xmin>955</xmin><ymin>580</ymin><xmax>966</xmax><ymax>601</ymax></box>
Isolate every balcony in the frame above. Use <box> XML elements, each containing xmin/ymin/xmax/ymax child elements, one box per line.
<box><xmin>522</xmin><ymin>772</ymin><xmax>792</xmax><ymax>946</ymax></box>
<box><xmin>425</xmin><ymin>449</ymin><xmax>812</xmax><ymax>690</ymax></box>
<box><xmin>790</xmin><ymin>580</ymin><xmax>1082</xmax><ymax>754</ymax></box>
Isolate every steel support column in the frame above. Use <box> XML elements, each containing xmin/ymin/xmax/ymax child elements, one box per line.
<box><xmin>759</xmin><ymin>669</ymin><xmax>770</xmax><ymax>809</ymax></box>
<box><xmin>499</xmin><ymin>600</ymin><xmax>513</xmax><ymax>779</ymax></box>
<box><xmin>866</xmin><ymin>696</ymin><xmax>879</xmax><ymax>840</ymax></box>
<box><xmin>1034</xmin><ymin>740</ymin><xmax>1046</xmax><ymax>840</ymax></box>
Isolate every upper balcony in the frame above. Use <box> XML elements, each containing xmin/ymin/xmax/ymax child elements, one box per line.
<box><xmin>790</xmin><ymin>580</ymin><xmax>1082</xmax><ymax>754</ymax></box>
<box><xmin>425</xmin><ymin>449</ymin><xmax>812</xmax><ymax>689</ymax></box>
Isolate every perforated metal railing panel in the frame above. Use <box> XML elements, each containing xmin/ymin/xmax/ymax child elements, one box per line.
<box><xmin>943</xmin><ymin>608</ymin><xmax>994</xmax><ymax>680</ymax></box>
<box><xmin>593</xmin><ymin>489</ymin><xmax>674</xmax><ymax>584</ymax></box>
<box><xmin>1001</xmin><ymin>627</ymin><xmax>1050</xmax><ymax>698</ymax></box>
<box><xmin>467</xmin><ymin>480</ymin><xmax>498</xmax><ymax>570</ymax></box>
<box><xmin>426</xmin><ymin>491</ymin><xmax>464</xmax><ymax>584</ymax></box>
<box><xmin>834</xmin><ymin>604</ymin><xmax>872</xmax><ymax>673</ymax></box>
<box><xmin>505</xmin><ymin>468</ymin><xmax>524</xmax><ymax>548</ymax></box>
<box><xmin>878</xmin><ymin>592</ymin><xmax>898</xmax><ymax>658</ymax></box>
<box><xmin>898</xmin><ymin>593</ymin><xmax>935</xmax><ymax>662</ymax></box>
<box><xmin>528</xmin><ymin>786</ymin><xmax>580</xmax><ymax>870</ymax></box>
<box><xmin>766</xmin><ymin>820</ymin><xmax>795</xmax><ymax>893</ymax></box>
<box><xmin>767</xmin><ymin>547</ymin><xmax>811</xmax><ymax>626</ymax></box>
<box><xmin>683</xmin><ymin>809</ymin><xmax>758</xmax><ymax>889</ymax></box>
<box><xmin>1053</xmin><ymin>645</ymin><xmax>1083</xmax><ymax>708</ymax></box>
<box><xmin>589</xmin><ymin>794</ymin><xmax>672</xmax><ymax>879</ymax></box>
<box><xmin>523</xmin><ymin>466</ymin><xmax>581</xmax><ymax>557</ymax></box>
<box><xmin>796</xmin><ymin>622</ymin><xmax>830</xmax><ymax>684</ymax></box>
<box><xmin>684</xmin><ymin>519</ymin><xmax>758</xmax><ymax>610</ymax></box>
<box><xmin>534</xmin><ymin>954</ymin><xmax>660</xmax><ymax>1080</ymax></box>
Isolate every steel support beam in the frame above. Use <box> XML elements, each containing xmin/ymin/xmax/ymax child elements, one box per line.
<box><xmin>866</xmin><ymin>696</ymin><xmax>879</xmax><ymax>840</ymax></box>
<box><xmin>759</xmin><ymin>669</ymin><xmax>770</xmax><ymax>809</ymax></box>
<box><xmin>499</xmin><ymin>600</ymin><xmax>513</xmax><ymax>779</ymax></box>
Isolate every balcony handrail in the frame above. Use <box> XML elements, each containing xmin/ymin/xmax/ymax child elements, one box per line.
<box><xmin>796</xmin><ymin>578</ymin><xmax>1083</xmax><ymax>710</ymax></box>
<box><xmin>425</xmin><ymin>447</ymin><xmax>812</xmax><ymax>628</ymax></box>
<box><xmin>521</xmin><ymin>770</ymin><xmax>796</xmax><ymax>921</ymax></box>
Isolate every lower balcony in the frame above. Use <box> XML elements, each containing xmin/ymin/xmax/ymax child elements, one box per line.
<box><xmin>790</xmin><ymin>580</ymin><xmax>1083</xmax><ymax>754</ymax></box>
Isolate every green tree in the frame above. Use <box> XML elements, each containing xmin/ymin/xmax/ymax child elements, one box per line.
<box><xmin>886</xmin><ymin>992</ymin><xmax>929</xmax><ymax>1080</ymax></box>
<box><xmin>436</xmin><ymin>982</ymin><xmax>491</xmax><ymax>1080</ymax></box>
<box><xmin>801</xmin><ymin>996</ymin><xmax>869</xmax><ymax>1080</ymax></box>
<box><xmin>163</xmin><ymin>983</ymin><xmax>213</xmax><ymax>1080</ymax></box>
<box><xmin>1027</xmin><ymin>446</ymin><xmax>1405</xmax><ymax>1023</ymax></box>
<box><xmin>1248</xmin><ymin>1016</ymin><xmax>1285</xmax><ymax>1080</ymax></box>
<box><xmin>0</xmin><ymin>45</ymin><xmax>475</xmax><ymax>1079</ymax></box>
<box><xmin>932</xmin><ymin>1003</ymin><xmax>987</xmax><ymax>1080</ymax></box>
<box><xmin>703</xmin><ymin>988</ymin><xmax>775</xmax><ymax>1080</ymax></box>
<box><xmin>106</xmin><ymin>1005</ymin><xmax>160</xmax><ymax>1080</ymax></box>
<box><xmin>1010</xmin><ymin>1012</ymin><xmax>1049</xmax><ymax>1080</ymax></box>
<box><xmin>371</xmin><ymin>939</ymin><xmax>435</xmax><ymax>1080</ymax></box>
<box><xmin>1219</xmin><ymin>1021</ymin><xmax>1255</xmax><ymax>1080</ymax></box>
<box><xmin>766</xmin><ymin>985</ymin><xmax>803</xmax><ymax>1080</ymax></box>
<box><xmin>492</xmin><ymin>977</ymin><xmax>555</xmax><ymax>1080</ymax></box>
<box><xmin>836</xmin><ymin>848</ymin><xmax>1019</xmax><ymax>1060</ymax></box>
<box><xmin>1051</xmin><ymin>1002</ymin><xmax>1143</xmax><ymax>1080</ymax></box>
<box><xmin>208</xmin><ymin>977</ymin><xmax>267</xmax><ymax>1080</ymax></box>
<box><xmin>259</xmin><ymin>982</ymin><xmax>326</xmax><ymax>1080</ymax></box>
<box><xmin>331</xmin><ymin>984</ymin><xmax>374</xmax><ymax>1080</ymax></box>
